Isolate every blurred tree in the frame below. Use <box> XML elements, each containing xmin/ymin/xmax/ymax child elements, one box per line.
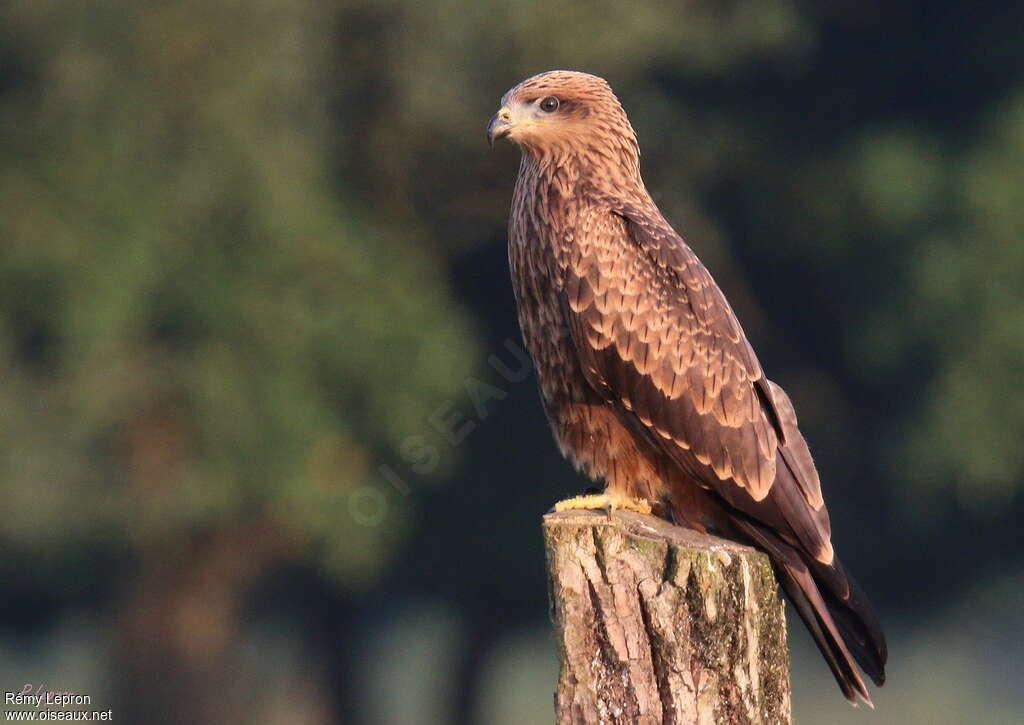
<box><xmin>0</xmin><ymin>0</ymin><xmax>475</xmax><ymax>721</ymax></box>
<box><xmin>886</xmin><ymin>92</ymin><xmax>1024</xmax><ymax>510</ymax></box>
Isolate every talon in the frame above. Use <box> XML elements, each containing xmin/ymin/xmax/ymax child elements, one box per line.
<box><xmin>553</xmin><ymin>493</ymin><xmax>652</xmax><ymax>515</ymax></box>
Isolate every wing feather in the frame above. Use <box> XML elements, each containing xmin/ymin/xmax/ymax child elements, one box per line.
<box><xmin>561</xmin><ymin>204</ymin><xmax>782</xmax><ymax>500</ymax></box>
<box><xmin>559</xmin><ymin>203</ymin><xmax>844</xmax><ymax>570</ymax></box>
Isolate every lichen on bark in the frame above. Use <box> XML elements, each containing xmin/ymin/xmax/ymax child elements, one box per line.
<box><xmin>544</xmin><ymin>510</ymin><xmax>791</xmax><ymax>725</ymax></box>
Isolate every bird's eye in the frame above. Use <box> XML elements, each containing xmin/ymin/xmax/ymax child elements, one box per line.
<box><xmin>539</xmin><ymin>96</ymin><xmax>559</xmax><ymax>113</ymax></box>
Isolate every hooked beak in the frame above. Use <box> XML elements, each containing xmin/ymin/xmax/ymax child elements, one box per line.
<box><xmin>487</xmin><ymin>106</ymin><xmax>513</xmax><ymax>148</ymax></box>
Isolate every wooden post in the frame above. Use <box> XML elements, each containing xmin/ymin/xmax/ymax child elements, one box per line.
<box><xmin>543</xmin><ymin>509</ymin><xmax>791</xmax><ymax>725</ymax></box>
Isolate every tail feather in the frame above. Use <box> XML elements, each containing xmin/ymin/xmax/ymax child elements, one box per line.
<box><xmin>732</xmin><ymin>517</ymin><xmax>886</xmax><ymax>706</ymax></box>
<box><xmin>822</xmin><ymin>582</ymin><xmax>887</xmax><ymax>686</ymax></box>
<box><xmin>805</xmin><ymin>555</ymin><xmax>887</xmax><ymax>685</ymax></box>
<box><xmin>755</xmin><ymin>382</ymin><xmax>887</xmax><ymax>697</ymax></box>
<box><xmin>774</xmin><ymin>560</ymin><xmax>868</xmax><ymax>705</ymax></box>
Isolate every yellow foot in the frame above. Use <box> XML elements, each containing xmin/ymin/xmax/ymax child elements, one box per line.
<box><xmin>553</xmin><ymin>493</ymin><xmax>652</xmax><ymax>515</ymax></box>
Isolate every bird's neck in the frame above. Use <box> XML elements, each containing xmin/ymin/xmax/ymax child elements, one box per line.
<box><xmin>516</xmin><ymin>138</ymin><xmax>644</xmax><ymax>209</ymax></box>
<box><xmin>510</xmin><ymin>145</ymin><xmax>654</xmax><ymax>274</ymax></box>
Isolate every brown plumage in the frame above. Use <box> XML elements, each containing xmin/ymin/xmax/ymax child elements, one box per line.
<box><xmin>488</xmin><ymin>70</ymin><xmax>887</xmax><ymax>705</ymax></box>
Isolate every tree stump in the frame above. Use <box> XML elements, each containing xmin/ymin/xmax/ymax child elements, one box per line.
<box><xmin>543</xmin><ymin>509</ymin><xmax>791</xmax><ymax>725</ymax></box>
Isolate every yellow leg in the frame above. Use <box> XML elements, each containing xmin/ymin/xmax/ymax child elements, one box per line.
<box><xmin>553</xmin><ymin>492</ymin><xmax>652</xmax><ymax>515</ymax></box>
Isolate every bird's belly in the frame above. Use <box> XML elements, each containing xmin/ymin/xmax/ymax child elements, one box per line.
<box><xmin>548</xmin><ymin>400</ymin><xmax>667</xmax><ymax>501</ymax></box>
<box><xmin>509</xmin><ymin>219</ymin><xmax>666</xmax><ymax>502</ymax></box>
<box><xmin>508</xmin><ymin>278</ymin><xmax>657</xmax><ymax>501</ymax></box>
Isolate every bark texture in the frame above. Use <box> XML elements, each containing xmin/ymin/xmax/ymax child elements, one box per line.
<box><xmin>544</xmin><ymin>510</ymin><xmax>791</xmax><ymax>725</ymax></box>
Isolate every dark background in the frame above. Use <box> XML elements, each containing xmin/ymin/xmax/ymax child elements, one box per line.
<box><xmin>1</xmin><ymin>1</ymin><xmax>1022</xmax><ymax>723</ymax></box>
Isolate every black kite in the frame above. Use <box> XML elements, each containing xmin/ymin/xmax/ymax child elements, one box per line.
<box><xmin>488</xmin><ymin>70</ymin><xmax>886</xmax><ymax>705</ymax></box>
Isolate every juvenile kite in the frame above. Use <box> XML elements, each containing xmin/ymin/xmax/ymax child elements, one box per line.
<box><xmin>488</xmin><ymin>70</ymin><xmax>886</xmax><ymax>705</ymax></box>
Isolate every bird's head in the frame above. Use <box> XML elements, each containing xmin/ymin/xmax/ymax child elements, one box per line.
<box><xmin>487</xmin><ymin>70</ymin><xmax>640</xmax><ymax>168</ymax></box>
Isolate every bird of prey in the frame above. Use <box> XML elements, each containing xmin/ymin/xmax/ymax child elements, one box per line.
<box><xmin>488</xmin><ymin>70</ymin><xmax>886</xmax><ymax>705</ymax></box>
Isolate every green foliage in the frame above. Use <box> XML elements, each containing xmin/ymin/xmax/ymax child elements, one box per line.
<box><xmin>0</xmin><ymin>0</ymin><xmax>477</xmax><ymax>583</ymax></box>
<box><xmin>896</xmin><ymin>94</ymin><xmax>1024</xmax><ymax>509</ymax></box>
